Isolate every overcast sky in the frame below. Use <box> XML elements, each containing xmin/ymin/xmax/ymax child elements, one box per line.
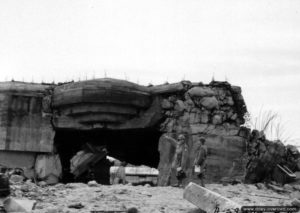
<box><xmin>0</xmin><ymin>0</ymin><xmax>299</xmax><ymax>142</ymax></box>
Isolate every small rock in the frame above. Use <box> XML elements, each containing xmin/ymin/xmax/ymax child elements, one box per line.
<box><xmin>88</xmin><ymin>180</ymin><xmax>98</xmax><ymax>187</ymax></box>
<box><xmin>68</xmin><ymin>203</ymin><xmax>84</xmax><ymax>209</ymax></box>
<box><xmin>255</xmin><ymin>183</ymin><xmax>266</xmax><ymax>190</ymax></box>
<box><xmin>161</xmin><ymin>99</ymin><xmax>174</xmax><ymax>109</ymax></box>
<box><xmin>188</xmin><ymin>87</ymin><xmax>215</xmax><ymax>97</ymax></box>
<box><xmin>20</xmin><ymin>185</ymin><xmax>30</xmax><ymax>192</ymax></box>
<box><xmin>290</xmin><ymin>191</ymin><xmax>300</xmax><ymax>199</ymax></box>
<box><xmin>144</xmin><ymin>184</ymin><xmax>151</xmax><ymax>187</ymax></box>
<box><xmin>293</xmin><ymin>185</ymin><xmax>300</xmax><ymax>191</ymax></box>
<box><xmin>46</xmin><ymin>208</ymin><xmax>59</xmax><ymax>213</ymax></box>
<box><xmin>65</xmin><ymin>183</ymin><xmax>86</xmax><ymax>189</ymax></box>
<box><xmin>212</xmin><ymin>114</ymin><xmax>222</xmax><ymax>125</ymax></box>
<box><xmin>116</xmin><ymin>189</ymin><xmax>128</xmax><ymax>194</ymax></box>
<box><xmin>283</xmin><ymin>184</ymin><xmax>294</xmax><ymax>191</ymax></box>
<box><xmin>38</xmin><ymin>181</ymin><xmax>48</xmax><ymax>187</ymax></box>
<box><xmin>291</xmin><ymin>198</ymin><xmax>300</xmax><ymax>207</ymax></box>
<box><xmin>127</xmin><ymin>207</ymin><xmax>138</xmax><ymax>213</ymax></box>
<box><xmin>199</xmin><ymin>97</ymin><xmax>219</xmax><ymax>110</ymax></box>
<box><xmin>10</xmin><ymin>175</ymin><xmax>24</xmax><ymax>183</ymax></box>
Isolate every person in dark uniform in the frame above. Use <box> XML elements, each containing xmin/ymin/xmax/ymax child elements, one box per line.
<box><xmin>194</xmin><ymin>137</ymin><xmax>208</xmax><ymax>187</ymax></box>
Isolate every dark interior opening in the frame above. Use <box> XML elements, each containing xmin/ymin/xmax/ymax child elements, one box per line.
<box><xmin>54</xmin><ymin>128</ymin><xmax>162</xmax><ymax>184</ymax></box>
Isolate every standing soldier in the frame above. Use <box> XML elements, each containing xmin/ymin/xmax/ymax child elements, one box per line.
<box><xmin>194</xmin><ymin>137</ymin><xmax>208</xmax><ymax>187</ymax></box>
<box><xmin>164</xmin><ymin>134</ymin><xmax>188</xmax><ymax>187</ymax></box>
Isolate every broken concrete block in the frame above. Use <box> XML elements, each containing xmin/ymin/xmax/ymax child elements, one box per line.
<box><xmin>174</xmin><ymin>100</ymin><xmax>186</xmax><ymax>112</ymax></box>
<box><xmin>161</xmin><ymin>99</ymin><xmax>174</xmax><ymax>109</ymax></box>
<box><xmin>226</xmin><ymin>96</ymin><xmax>234</xmax><ymax>106</ymax></box>
<box><xmin>199</xmin><ymin>97</ymin><xmax>219</xmax><ymax>110</ymax></box>
<box><xmin>188</xmin><ymin>87</ymin><xmax>215</xmax><ymax>97</ymax></box>
<box><xmin>184</xmin><ymin>182</ymin><xmax>241</xmax><ymax>213</ymax></box>
<box><xmin>9</xmin><ymin>175</ymin><xmax>24</xmax><ymax>184</ymax></box>
<box><xmin>291</xmin><ymin>198</ymin><xmax>300</xmax><ymax>207</ymax></box>
<box><xmin>283</xmin><ymin>184</ymin><xmax>294</xmax><ymax>191</ymax></box>
<box><xmin>35</xmin><ymin>154</ymin><xmax>62</xmax><ymax>185</ymax></box>
<box><xmin>68</xmin><ymin>202</ymin><xmax>84</xmax><ymax>209</ymax></box>
<box><xmin>4</xmin><ymin>197</ymin><xmax>36</xmax><ymax>212</ymax></box>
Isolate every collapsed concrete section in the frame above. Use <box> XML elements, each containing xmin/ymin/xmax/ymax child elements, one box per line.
<box><xmin>0</xmin><ymin>78</ymin><xmax>249</xmax><ymax>185</ymax></box>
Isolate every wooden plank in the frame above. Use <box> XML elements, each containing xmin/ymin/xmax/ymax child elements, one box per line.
<box><xmin>183</xmin><ymin>182</ymin><xmax>241</xmax><ymax>213</ymax></box>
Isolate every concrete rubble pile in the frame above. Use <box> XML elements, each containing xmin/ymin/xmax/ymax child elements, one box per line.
<box><xmin>245</xmin><ymin>129</ymin><xmax>300</xmax><ymax>185</ymax></box>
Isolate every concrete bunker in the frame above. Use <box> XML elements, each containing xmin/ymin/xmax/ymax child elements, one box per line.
<box><xmin>0</xmin><ymin>78</ymin><xmax>249</xmax><ymax>186</ymax></box>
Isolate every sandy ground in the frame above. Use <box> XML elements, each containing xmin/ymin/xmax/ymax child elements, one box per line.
<box><xmin>10</xmin><ymin>181</ymin><xmax>295</xmax><ymax>213</ymax></box>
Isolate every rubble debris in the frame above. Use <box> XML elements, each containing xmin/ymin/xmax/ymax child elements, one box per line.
<box><xmin>245</xmin><ymin>130</ymin><xmax>300</xmax><ymax>185</ymax></box>
<box><xmin>70</xmin><ymin>144</ymin><xmax>107</xmax><ymax>182</ymax></box>
<box><xmin>183</xmin><ymin>182</ymin><xmax>241</xmax><ymax>213</ymax></box>
<box><xmin>87</xmin><ymin>180</ymin><xmax>98</xmax><ymax>187</ymax></box>
<box><xmin>4</xmin><ymin>198</ymin><xmax>36</xmax><ymax>212</ymax></box>
<box><xmin>127</xmin><ymin>207</ymin><xmax>139</xmax><ymax>213</ymax></box>
<box><xmin>35</xmin><ymin>154</ymin><xmax>62</xmax><ymax>185</ymax></box>
<box><xmin>68</xmin><ymin>202</ymin><xmax>85</xmax><ymax>209</ymax></box>
<box><xmin>110</xmin><ymin>165</ymin><xmax>158</xmax><ymax>186</ymax></box>
<box><xmin>291</xmin><ymin>198</ymin><xmax>300</xmax><ymax>207</ymax></box>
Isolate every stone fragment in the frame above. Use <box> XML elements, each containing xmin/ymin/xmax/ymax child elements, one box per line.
<box><xmin>283</xmin><ymin>184</ymin><xmax>294</xmax><ymax>191</ymax></box>
<box><xmin>188</xmin><ymin>87</ymin><xmax>215</xmax><ymax>97</ymax></box>
<box><xmin>290</xmin><ymin>191</ymin><xmax>300</xmax><ymax>199</ymax></box>
<box><xmin>230</xmin><ymin>113</ymin><xmax>238</xmax><ymax>120</ymax></box>
<box><xmin>212</xmin><ymin>114</ymin><xmax>223</xmax><ymax>125</ymax></box>
<box><xmin>38</xmin><ymin>181</ymin><xmax>48</xmax><ymax>187</ymax></box>
<box><xmin>217</xmin><ymin>89</ymin><xmax>227</xmax><ymax>100</ymax></box>
<box><xmin>35</xmin><ymin>154</ymin><xmax>62</xmax><ymax>185</ymax></box>
<box><xmin>293</xmin><ymin>185</ymin><xmax>300</xmax><ymax>191</ymax></box>
<box><xmin>226</xmin><ymin>96</ymin><xmax>234</xmax><ymax>106</ymax></box>
<box><xmin>9</xmin><ymin>175</ymin><xmax>24</xmax><ymax>184</ymax></box>
<box><xmin>184</xmin><ymin>182</ymin><xmax>241</xmax><ymax>213</ymax></box>
<box><xmin>200</xmin><ymin>112</ymin><xmax>210</xmax><ymax>123</ymax></box>
<box><xmin>199</xmin><ymin>97</ymin><xmax>219</xmax><ymax>110</ymax></box>
<box><xmin>68</xmin><ymin>203</ymin><xmax>84</xmax><ymax>209</ymax></box>
<box><xmin>161</xmin><ymin>99</ymin><xmax>174</xmax><ymax>109</ymax></box>
<box><xmin>88</xmin><ymin>180</ymin><xmax>98</xmax><ymax>187</ymax></box>
<box><xmin>4</xmin><ymin>198</ymin><xmax>36</xmax><ymax>212</ymax></box>
<box><xmin>174</xmin><ymin>100</ymin><xmax>186</xmax><ymax>111</ymax></box>
<box><xmin>291</xmin><ymin>198</ymin><xmax>300</xmax><ymax>207</ymax></box>
<box><xmin>188</xmin><ymin>112</ymin><xmax>201</xmax><ymax>124</ymax></box>
<box><xmin>127</xmin><ymin>207</ymin><xmax>139</xmax><ymax>213</ymax></box>
<box><xmin>46</xmin><ymin>209</ymin><xmax>59</xmax><ymax>213</ymax></box>
<box><xmin>255</xmin><ymin>183</ymin><xmax>266</xmax><ymax>190</ymax></box>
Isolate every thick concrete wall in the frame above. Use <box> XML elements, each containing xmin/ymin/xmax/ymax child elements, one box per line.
<box><xmin>157</xmin><ymin>81</ymin><xmax>248</xmax><ymax>185</ymax></box>
<box><xmin>0</xmin><ymin>82</ymin><xmax>54</xmax><ymax>152</ymax></box>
